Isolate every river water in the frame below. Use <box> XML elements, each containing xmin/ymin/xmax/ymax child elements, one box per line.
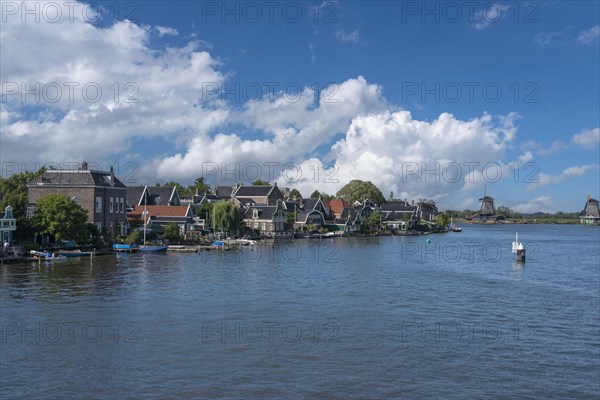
<box><xmin>1</xmin><ymin>224</ymin><xmax>599</xmax><ymax>399</ymax></box>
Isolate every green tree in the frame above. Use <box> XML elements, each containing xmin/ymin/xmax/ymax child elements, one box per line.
<box><xmin>124</xmin><ymin>229</ymin><xmax>141</xmax><ymax>245</ymax></box>
<box><xmin>252</xmin><ymin>179</ymin><xmax>270</xmax><ymax>186</ymax></box>
<box><xmin>336</xmin><ymin>180</ymin><xmax>385</xmax><ymax>205</ymax></box>
<box><xmin>188</xmin><ymin>177</ymin><xmax>211</xmax><ymax>196</ymax></box>
<box><xmin>417</xmin><ymin>199</ymin><xmax>438</xmax><ymax>213</ymax></box>
<box><xmin>321</xmin><ymin>193</ymin><xmax>335</xmax><ymax>201</ymax></box>
<box><xmin>86</xmin><ymin>223</ymin><xmax>103</xmax><ymax>247</ymax></box>
<box><xmin>0</xmin><ymin>168</ymin><xmax>45</xmax><ymax>240</ymax></box>
<box><xmin>309</xmin><ymin>190</ymin><xmax>334</xmax><ymax>201</ymax></box>
<box><xmin>197</xmin><ymin>202</ymin><xmax>215</xmax><ymax>228</ymax></box>
<box><xmin>163</xmin><ymin>223</ymin><xmax>181</xmax><ymax>241</ymax></box>
<box><xmin>212</xmin><ymin>201</ymin><xmax>241</xmax><ymax>234</ymax></box>
<box><xmin>163</xmin><ymin>181</ymin><xmax>187</xmax><ymax>196</ymax></box>
<box><xmin>286</xmin><ymin>205</ymin><xmax>297</xmax><ymax>225</ymax></box>
<box><xmin>32</xmin><ymin>194</ymin><xmax>88</xmax><ymax>242</ymax></box>
<box><xmin>496</xmin><ymin>206</ymin><xmax>512</xmax><ymax>218</ymax></box>
<box><xmin>366</xmin><ymin>210</ymin><xmax>383</xmax><ymax>231</ymax></box>
<box><xmin>288</xmin><ymin>188</ymin><xmax>302</xmax><ymax>199</ymax></box>
<box><xmin>434</xmin><ymin>213</ymin><xmax>450</xmax><ymax>228</ymax></box>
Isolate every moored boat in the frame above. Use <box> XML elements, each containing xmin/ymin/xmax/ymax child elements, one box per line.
<box><xmin>139</xmin><ymin>245</ymin><xmax>168</xmax><ymax>253</ymax></box>
<box><xmin>30</xmin><ymin>250</ymin><xmax>67</xmax><ymax>261</ymax></box>
<box><xmin>58</xmin><ymin>249</ymin><xmax>94</xmax><ymax>257</ymax></box>
<box><xmin>112</xmin><ymin>243</ymin><xmax>139</xmax><ymax>253</ymax></box>
<box><xmin>167</xmin><ymin>245</ymin><xmax>198</xmax><ymax>252</ymax></box>
<box><xmin>450</xmin><ymin>214</ymin><xmax>462</xmax><ymax>232</ymax></box>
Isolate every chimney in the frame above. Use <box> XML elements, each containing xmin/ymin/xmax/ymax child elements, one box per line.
<box><xmin>82</xmin><ymin>161</ymin><xmax>88</xmax><ymax>171</ymax></box>
<box><xmin>390</xmin><ymin>191</ymin><xmax>393</xmax><ymax>200</ymax></box>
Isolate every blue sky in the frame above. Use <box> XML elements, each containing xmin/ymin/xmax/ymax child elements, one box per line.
<box><xmin>1</xmin><ymin>0</ymin><xmax>598</xmax><ymax>212</ymax></box>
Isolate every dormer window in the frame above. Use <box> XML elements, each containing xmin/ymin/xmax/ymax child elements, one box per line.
<box><xmin>253</xmin><ymin>209</ymin><xmax>259</xmax><ymax>219</ymax></box>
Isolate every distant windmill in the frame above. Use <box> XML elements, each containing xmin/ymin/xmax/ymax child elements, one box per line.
<box><xmin>479</xmin><ymin>185</ymin><xmax>496</xmax><ymax>217</ymax></box>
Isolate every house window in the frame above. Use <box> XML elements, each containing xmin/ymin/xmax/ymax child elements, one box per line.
<box><xmin>95</xmin><ymin>197</ymin><xmax>102</xmax><ymax>213</ymax></box>
<box><xmin>253</xmin><ymin>209</ymin><xmax>259</xmax><ymax>219</ymax></box>
<box><xmin>109</xmin><ymin>197</ymin><xmax>114</xmax><ymax>213</ymax></box>
<box><xmin>120</xmin><ymin>222</ymin><xmax>128</xmax><ymax>236</ymax></box>
<box><xmin>96</xmin><ymin>222</ymin><xmax>102</xmax><ymax>231</ymax></box>
<box><xmin>120</xmin><ymin>198</ymin><xmax>124</xmax><ymax>213</ymax></box>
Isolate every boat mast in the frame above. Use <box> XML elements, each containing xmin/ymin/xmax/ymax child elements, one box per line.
<box><xmin>143</xmin><ymin>194</ymin><xmax>147</xmax><ymax>245</ymax></box>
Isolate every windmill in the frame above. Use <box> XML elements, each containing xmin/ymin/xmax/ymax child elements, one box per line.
<box><xmin>478</xmin><ymin>185</ymin><xmax>496</xmax><ymax>219</ymax></box>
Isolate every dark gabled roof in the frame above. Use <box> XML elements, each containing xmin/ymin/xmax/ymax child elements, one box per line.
<box><xmin>297</xmin><ymin>209</ymin><xmax>325</xmax><ymax>223</ymax></box>
<box><xmin>0</xmin><ymin>213</ymin><xmax>5</xmax><ymax>219</ymax></box>
<box><xmin>214</xmin><ymin>186</ymin><xmax>234</xmax><ymax>198</ymax></box>
<box><xmin>28</xmin><ymin>170</ymin><xmax>126</xmax><ymax>188</ymax></box>
<box><xmin>340</xmin><ymin>207</ymin><xmax>356</xmax><ymax>220</ymax></box>
<box><xmin>283</xmin><ymin>200</ymin><xmax>301</xmax><ymax>211</ymax></box>
<box><xmin>242</xmin><ymin>205</ymin><xmax>277</xmax><ymax>220</ymax></box>
<box><xmin>302</xmin><ymin>198</ymin><xmax>318</xmax><ymax>210</ymax></box>
<box><xmin>381</xmin><ymin>203</ymin><xmax>417</xmax><ymax>212</ymax></box>
<box><xmin>126</xmin><ymin>186</ymin><xmax>178</xmax><ymax>206</ymax></box>
<box><xmin>126</xmin><ymin>186</ymin><xmax>146</xmax><ymax>207</ymax></box>
<box><xmin>234</xmin><ymin>185</ymin><xmax>274</xmax><ymax>197</ymax></box>
<box><xmin>147</xmin><ymin>186</ymin><xmax>177</xmax><ymax>206</ymax></box>
<box><xmin>382</xmin><ymin>210</ymin><xmax>415</xmax><ymax>221</ymax></box>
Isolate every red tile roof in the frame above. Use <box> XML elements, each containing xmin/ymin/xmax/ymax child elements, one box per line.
<box><xmin>329</xmin><ymin>199</ymin><xmax>351</xmax><ymax>215</ymax></box>
<box><xmin>129</xmin><ymin>205</ymin><xmax>190</xmax><ymax>218</ymax></box>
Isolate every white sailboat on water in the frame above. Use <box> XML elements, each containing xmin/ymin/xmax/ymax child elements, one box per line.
<box><xmin>450</xmin><ymin>213</ymin><xmax>462</xmax><ymax>232</ymax></box>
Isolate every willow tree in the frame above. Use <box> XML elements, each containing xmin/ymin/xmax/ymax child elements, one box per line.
<box><xmin>212</xmin><ymin>201</ymin><xmax>241</xmax><ymax>235</ymax></box>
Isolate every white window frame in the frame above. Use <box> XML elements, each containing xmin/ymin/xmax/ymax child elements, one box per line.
<box><xmin>95</xmin><ymin>197</ymin><xmax>102</xmax><ymax>213</ymax></box>
<box><xmin>109</xmin><ymin>197</ymin><xmax>114</xmax><ymax>213</ymax></box>
<box><xmin>120</xmin><ymin>221</ymin><xmax>128</xmax><ymax>236</ymax></box>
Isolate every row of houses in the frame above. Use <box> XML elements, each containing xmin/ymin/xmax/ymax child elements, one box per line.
<box><xmin>22</xmin><ymin>162</ymin><xmax>440</xmax><ymax>240</ymax></box>
<box><xmin>7</xmin><ymin>161</ymin><xmax>599</xmax><ymax>243</ymax></box>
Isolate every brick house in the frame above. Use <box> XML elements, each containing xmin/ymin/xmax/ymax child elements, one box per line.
<box><xmin>27</xmin><ymin>162</ymin><xmax>128</xmax><ymax>236</ymax></box>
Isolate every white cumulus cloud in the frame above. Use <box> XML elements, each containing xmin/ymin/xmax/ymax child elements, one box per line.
<box><xmin>571</xmin><ymin>128</ymin><xmax>600</xmax><ymax>149</ymax></box>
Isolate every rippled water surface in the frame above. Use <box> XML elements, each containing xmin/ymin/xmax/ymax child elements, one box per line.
<box><xmin>1</xmin><ymin>224</ymin><xmax>599</xmax><ymax>399</ymax></box>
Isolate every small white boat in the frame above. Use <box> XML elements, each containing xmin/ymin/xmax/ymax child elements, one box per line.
<box><xmin>236</xmin><ymin>238</ymin><xmax>257</xmax><ymax>246</ymax></box>
<box><xmin>450</xmin><ymin>214</ymin><xmax>462</xmax><ymax>232</ymax></box>
<box><xmin>30</xmin><ymin>250</ymin><xmax>67</xmax><ymax>261</ymax></box>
